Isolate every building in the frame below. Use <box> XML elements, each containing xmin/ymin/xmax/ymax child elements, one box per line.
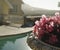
<box><xmin>0</xmin><ymin>0</ymin><xmax>24</xmax><ymax>27</ymax></box>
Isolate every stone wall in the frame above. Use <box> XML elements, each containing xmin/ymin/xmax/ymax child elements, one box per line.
<box><xmin>4</xmin><ymin>15</ymin><xmax>24</xmax><ymax>24</ymax></box>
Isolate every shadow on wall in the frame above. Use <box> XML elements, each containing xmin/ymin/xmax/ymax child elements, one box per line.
<box><xmin>21</xmin><ymin>16</ymin><xmax>40</xmax><ymax>28</ymax></box>
<box><xmin>0</xmin><ymin>15</ymin><xmax>4</xmax><ymax>25</ymax></box>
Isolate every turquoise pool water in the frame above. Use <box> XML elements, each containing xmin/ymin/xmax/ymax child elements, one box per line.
<box><xmin>0</xmin><ymin>32</ymin><xmax>32</xmax><ymax>50</ymax></box>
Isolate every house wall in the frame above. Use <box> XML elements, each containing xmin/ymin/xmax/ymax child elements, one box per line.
<box><xmin>2</xmin><ymin>2</ymin><xmax>9</xmax><ymax>15</ymax></box>
<box><xmin>0</xmin><ymin>0</ymin><xmax>24</xmax><ymax>26</ymax></box>
<box><xmin>4</xmin><ymin>0</ymin><xmax>24</xmax><ymax>25</ymax></box>
<box><xmin>8</xmin><ymin>0</ymin><xmax>24</xmax><ymax>15</ymax></box>
<box><xmin>0</xmin><ymin>0</ymin><xmax>10</xmax><ymax>25</ymax></box>
<box><xmin>0</xmin><ymin>0</ymin><xmax>9</xmax><ymax>15</ymax></box>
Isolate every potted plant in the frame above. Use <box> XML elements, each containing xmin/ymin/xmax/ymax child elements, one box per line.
<box><xmin>27</xmin><ymin>12</ymin><xmax>60</xmax><ymax>50</ymax></box>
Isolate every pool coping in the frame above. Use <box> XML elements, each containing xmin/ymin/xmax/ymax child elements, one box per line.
<box><xmin>0</xmin><ymin>25</ymin><xmax>33</xmax><ymax>37</ymax></box>
<box><xmin>0</xmin><ymin>30</ymin><xmax>32</xmax><ymax>38</ymax></box>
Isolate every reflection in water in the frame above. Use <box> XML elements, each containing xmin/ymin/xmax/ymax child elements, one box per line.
<box><xmin>0</xmin><ymin>33</ymin><xmax>31</xmax><ymax>50</ymax></box>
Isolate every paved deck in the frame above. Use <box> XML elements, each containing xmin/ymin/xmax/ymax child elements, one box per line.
<box><xmin>0</xmin><ymin>25</ymin><xmax>33</xmax><ymax>36</ymax></box>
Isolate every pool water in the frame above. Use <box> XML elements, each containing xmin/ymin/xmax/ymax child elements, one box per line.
<box><xmin>0</xmin><ymin>32</ymin><xmax>32</xmax><ymax>50</ymax></box>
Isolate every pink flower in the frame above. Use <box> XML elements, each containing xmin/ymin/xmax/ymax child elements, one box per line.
<box><xmin>39</xmin><ymin>19</ymin><xmax>44</xmax><ymax>27</ymax></box>
<box><xmin>39</xmin><ymin>16</ymin><xmax>48</xmax><ymax>29</ymax></box>
<box><xmin>53</xmin><ymin>17</ymin><xmax>58</xmax><ymax>23</ymax></box>
<box><xmin>49</xmin><ymin>35</ymin><xmax>58</xmax><ymax>44</ymax></box>
<box><xmin>55</xmin><ymin>12</ymin><xmax>59</xmax><ymax>17</ymax></box>
<box><xmin>41</xmin><ymin>14</ymin><xmax>46</xmax><ymax>19</ymax></box>
<box><xmin>35</xmin><ymin>20</ymin><xmax>39</xmax><ymax>26</ymax></box>
<box><xmin>41</xmin><ymin>14</ymin><xmax>48</xmax><ymax>24</ymax></box>
<box><xmin>50</xmin><ymin>21</ymin><xmax>54</xmax><ymax>27</ymax></box>
<box><xmin>33</xmin><ymin>25</ymin><xmax>39</xmax><ymax>36</ymax></box>
<box><xmin>33</xmin><ymin>12</ymin><xmax>60</xmax><ymax>45</ymax></box>
<box><xmin>32</xmin><ymin>25</ymin><xmax>36</xmax><ymax>34</ymax></box>
<box><xmin>38</xmin><ymin>29</ymin><xmax>44</xmax><ymax>39</ymax></box>
<box><xmin>46</xmin><ymin>24</ymin><xmax>53</xmax><ymax>32</ymax></box>
<box><xmin>58</xmin><ymin>21</ymin><xmax>60</xmax><ymax>24</ymax></box>
<box><xmin>49</xmin><ymin>17</ymin><xmax>54</xmax><ymax>22</ymax></box>
<box><xmin>46</xmin><ymin>24</ymin><xmax>49</xmax><ymax>30</ymax></box>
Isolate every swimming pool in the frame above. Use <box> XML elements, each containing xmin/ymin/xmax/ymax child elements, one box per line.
<box><xmin>0</xmin><ymin>32</ymin><xmax>32</xmax><ymax>50</ymax></box>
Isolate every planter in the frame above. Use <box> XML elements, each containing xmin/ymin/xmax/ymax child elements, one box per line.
<box><xmin>27</xmin><ymin>34</ymin><xmax>60</xmax><ymax>50</ymax></box>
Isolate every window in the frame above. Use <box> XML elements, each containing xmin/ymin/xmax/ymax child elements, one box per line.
<box><xmin>9</xmin><ymin>4</ymin><xmax>18</xmax><ymax>14</ymax></box>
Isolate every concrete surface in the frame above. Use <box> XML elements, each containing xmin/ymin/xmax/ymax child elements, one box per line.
<box><xmin>0</xmin><ymin>25</ymin><xmax>33</xmax><ymax>36</ymax></box>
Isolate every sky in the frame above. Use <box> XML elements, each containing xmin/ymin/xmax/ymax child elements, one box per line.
<box><xmin>23</xmin><ymin>0</ymin><xmax>60</xmax><ymax>10</ymax></box>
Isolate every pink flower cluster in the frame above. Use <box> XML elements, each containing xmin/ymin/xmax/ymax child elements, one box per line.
<box><xmin>33</xmin><ymin>13</ymin><xmax>60</xmax><ymax>45</ymax></box>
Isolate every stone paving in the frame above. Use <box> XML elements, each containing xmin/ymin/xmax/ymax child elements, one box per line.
<box><xmin>0</xmin><ymin>25</ymin><xmax>33</xmax><ymax>36</ymax></box>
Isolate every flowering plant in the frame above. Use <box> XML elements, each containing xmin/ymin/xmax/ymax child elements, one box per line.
<box><xmin>33</xmin><ymin>13</ymin><xmax>60</xmax><ymax>47</ymax></box>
